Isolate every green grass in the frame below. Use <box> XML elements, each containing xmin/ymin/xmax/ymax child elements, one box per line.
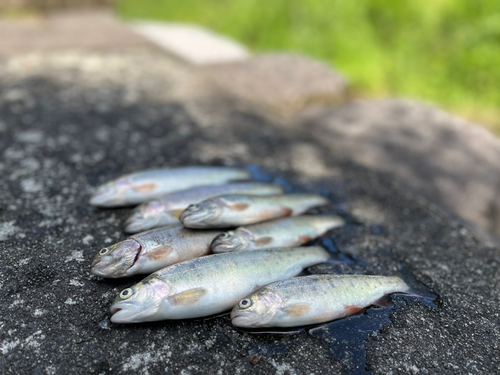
<box><xmin>117</xmin><ymin>0</ymin><xmax>500</xmax><ymax>131</ymax></box>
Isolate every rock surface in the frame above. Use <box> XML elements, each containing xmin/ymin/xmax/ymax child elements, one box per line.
<box><xmin>201</xmin><ymin>53</ymin><xmax>348</xmax><ymax>116</ymax></box>
<box><xmin>0</xmin><ymin>48</ymin><xmax>499</xmax><ymax>375</ymax></box>
<box><xmin>298</xmin><ymin>101</ymin><xmax>500</xmax><ymax>242</ymax></box>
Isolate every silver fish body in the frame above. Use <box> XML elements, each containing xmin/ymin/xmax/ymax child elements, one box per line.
<box><xmin>211</xmin><ymin>215</ymin><xmax>344</xmax><ymax>253</ymax></box>
<box><xmin>109</xmin><ymin>246</ymin><xmax>329</xmax><ymax>323</ymax></box>
<box><xmin>180</xmin><ymin>194</ymin><xmax>329</xmax><ymax>229</ymax></box>
<box><xmin>91</xmin><ymin>226</ymin><xmax>222</xmax><ymax>278</ymax></box>
<box><xmin>231</xmin><ymin>275</ymin><xmax>410</xmax><ymax>328</ymax></box>
<box><xmin>124</xmin><ymin>182</ymin><xmax>284</xmax><ymax>233</ymax></box>
<box><xmin>89</xmin><ymin>166</ymin><xmax>251</xmax><ymax>207</ymax></box>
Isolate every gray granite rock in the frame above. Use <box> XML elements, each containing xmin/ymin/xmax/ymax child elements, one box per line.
<box><xmin>0</xmin><ymin>50</ymin><xmax>499</xmax><ymax>375</ymax></box>
<box><xmin>200</xmin><ymin>53</ymin><xmax>348</xmax><ymax>116</ymax></box>
<box><xmin>298</xmin><ymin>101</ymin><xmax>500</xmax><ymax>243</ymax></box>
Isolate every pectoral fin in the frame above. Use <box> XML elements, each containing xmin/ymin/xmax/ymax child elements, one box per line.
<box><xmin>134</xmin><ymin>183</ymin><xmax>157</xmax><ymax>193</ymax></box>
<box><xmin>255</xmin><ymin>236</ymin><xmax>273</xmax><ymax>246</ymax></box>
<box><xmin>283</xmin><ymin>303</ymin><xmax>310</xmax><ymax>317</ymax></box>
<box><xmin>231</xmin><ymin>202</ymin><xmax>250</xmax><ymax>211</ymax></box>
<box><xmin>146</xmin><ymin>245</ymin><xmax>172</xmax><ymax>260</ymax></box>
<box><xmin>168</xmin><ymin>288</ymin><xmax>208</xmax><ymax>305</ymax></box>
<box><xmin>169</xmin><ymin>209</ymin><xmax>186</xmax><ymax>218</ymax></box>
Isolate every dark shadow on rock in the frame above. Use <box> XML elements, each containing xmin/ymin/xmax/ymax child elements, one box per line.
<box><xmin>0</xmin><ymin>76</ymin><xmax>499</xmax><ymax>374</ymax></box>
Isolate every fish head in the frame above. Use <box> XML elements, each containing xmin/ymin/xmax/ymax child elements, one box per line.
<box><xmin>179</xmin><ymin>201</ymin><xmax>222</xmax><ymax>228</ymax></box>
<box><xmin>210</xmin><ymin>228</ymin><xmax>252</xmax><ymax>253</ymax></box>
<box><xmin>91</xmin><ymin>239</ymin><xmax>142</xmax><ymax>278</ymax></box>
<box><xmin>110</xmin><ymin>276</ymin><xmax>170</xmax><ymax>323</ymax></box>
<box><xmin>124</xmin><ymin>201</ymin><xmax>170</xmax><ymax>233</ymax></box>
<box><xmin>231</xmin><ymin>290</ymin><xmax>282</xmax><ymax>328</ymax></box>
<box><xmin>89</xmin><ymin>178</ymin><xmax>132</xmax><ymax>207</ymax></box>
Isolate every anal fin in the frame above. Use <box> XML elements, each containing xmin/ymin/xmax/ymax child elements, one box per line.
<box><xmin>280</xmin><ymin>207</ymin><xmax>293</xmax><ymax>217</ymax></box>
<box><xmin>344</xmin><ymin>305</ymin><xmax>363</xmax><ymax>316</ymax></box>
<box><xmin>299</xmin><ymin>236</ymin><xmax>312</xmax><ymax>244</ymax></box>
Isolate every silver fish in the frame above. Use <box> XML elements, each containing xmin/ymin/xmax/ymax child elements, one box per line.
<box><xmin>211</xmin><ymin>215</ymin><xmax>344</xmax><ymax>253</ymax></box>
<box><xmin>124</xmin><ymin>182</ymin><xmax>284</xmax><ymax>234</ymax></box>
<box><xmin>231</xmin><ymin>275</ymin><xmax>409</xmax><ymax>328</ymax></box>
<box><xmin>109</xmin><ymin>246</ymin><xmax>329</xmax><ymax>323</ymax></box>
<box><xmin>180</xmin><ymin>194</ymin><xmax>329</xmax><ymax>228</ymax></box>
<box><xmin>89</xmin><ymin>166</ymin><xmax>250</xmax><ymax>207</ymax></box>
<box><xmin>91</xmin><ymin>226</ymin><xmax>223</xmax><ymax>278</ymax></box>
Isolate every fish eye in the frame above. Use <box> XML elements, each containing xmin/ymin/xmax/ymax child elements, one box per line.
<box><xmin>99</xmin><ymin>247</ymin><xmax>110</xmax><ymax>256</ymax></box>
<box><xmin>220</xmin><ymin>232</ymin><xmax>230</xmax><ymax>239</ymax></box>
<box><xmin>239</xmin><ymin>299</ymin><xmax>252</xmax><ymax>309</ymax></box>
<box><xmin>120</xmin><ymin>288</ymin><xmax>133</xmax><ymax>300</ymax></box>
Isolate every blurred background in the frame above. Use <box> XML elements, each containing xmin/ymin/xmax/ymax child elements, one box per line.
<box><xmin>2</xmin><ymin>0</ymin><xmax>499</xmax><ymax>132</ymax></box>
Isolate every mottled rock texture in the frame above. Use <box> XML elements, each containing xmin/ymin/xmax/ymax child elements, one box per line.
<box><xmin>0</xmin><ymin>49</ymin><xmax>499</xmax><ymax>375</ymax></box>
<box><xmin>0</xmin><ymin>10</ymin><xmax>499</xmax><ymax>375</ymax></box>
<box><xmin>298</xmin><ymin>102</ymin><xmax>500</xmax><ymax>242</ymax></box>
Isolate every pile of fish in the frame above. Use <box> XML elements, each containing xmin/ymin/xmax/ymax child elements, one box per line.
<box><xmin>89</xmin><ymin>166</ymin><xmax>410</xmax><ymax>328</ymax></box>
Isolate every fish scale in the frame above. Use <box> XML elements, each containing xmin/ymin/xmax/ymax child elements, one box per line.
<box><xmin>180</xmin><ymin>193</ymin><xmax>329</xmax><ymax>229</ymax></box>
<box><xmin>109</xmin><ymin>247</ymin><xmax>330</xmax><ymax>323</ymax></box>
<box><xmin>211</xmin><ymin>215</ymin><xmax>345</xmax><ymax>253</ymax></box>
<box><xmin>125</xmin><ymin>182</ymin><xmax>284</xmax><ymax>233</ymax></box>
<box><xmin>231</xmin><ymin>275</ymin><xmax>410</xmax><ymax>328</ymax></box>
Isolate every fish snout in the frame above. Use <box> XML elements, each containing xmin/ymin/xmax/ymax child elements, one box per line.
<box><xmin>230</xmin><ymin>310</ymin><xmax>259</xmax><ymax>328</ymax></box>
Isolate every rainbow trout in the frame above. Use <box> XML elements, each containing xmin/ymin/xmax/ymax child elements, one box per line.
<box><xmin>89</xmin><ymin>166</ymin><xmax>250</xmax><ymax>207</ymax></box>
<box><xmin>91</xmin><ymin>226</ymin><xmax>222</xmax><ymax>278</ymax></box>
<box><xmin>124</xmin><ymin>182</ymin><xmax>283</xmax><ymax>233</ymax></box>
<box><xmin>211</xmin><ymin>215</ymin><xmax>344</xmax><ymax>253</ymax></box>
<box><xmin>109</xmin><ymin>246</ymin><xmax>329</xmax><ymax>323</ymax></box>
<box><xmin>231</xmin><ymin>275</ymin><xmax>409</xmax><ymax>328</ymax></box>
<box><xmin>180</xmin><ymin>194</ymin><xmax>329</xmax><ymax>229</ymax></box>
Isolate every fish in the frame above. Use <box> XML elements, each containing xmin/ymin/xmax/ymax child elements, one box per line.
<box><xmin>91</xmin><ymin>226</ymin><xmax>223</xmax><ymax>278</ymax></box>
<box><xmin>210</xmin><ymin>215</ymin><xmax>345</xmax><ymax>253</ymax></box>
<box><xmin>109</xmin><ymin>246</ymin><xmax>329</xmax><ymax>323</ymax></box>
<box><xmin>231</xmin><ymin>275</ymin><xmax>410</xmax><ymax>328</ymax></box>
<box><xmin>124</xmin><ymin>182</ymin><xmax>284</xmax><ymax>234</ymax></box>
<box><xmin>89</xmin><ymin>166</ymin><xmax>251</xmax><ymax>207</ymax></box>
<box><xmin>180</xmin><ymin>193</ymin><xmax>329</xmax><ymax>229</ymax></box>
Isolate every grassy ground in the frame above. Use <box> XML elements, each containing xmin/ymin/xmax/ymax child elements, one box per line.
<box><xmin>117</xmin><ymin>0</ymin><xmax>500</xmax><ymax>131</ymax></box>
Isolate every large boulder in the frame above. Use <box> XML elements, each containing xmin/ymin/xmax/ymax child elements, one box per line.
<box><xmin>298</xmin><ymin>99</ymin><xmax>500</xmax><ymax>243</ymax></box>
<box><xmin>0</xmin><ymin>49</ymin><xmax>499</xmax><ymax>374</ymax></box>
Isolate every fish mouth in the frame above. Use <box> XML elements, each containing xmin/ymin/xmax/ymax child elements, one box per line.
<box><xmin>211</xmin><ymin>242</ymin><xmax>235</xmax><ymax>253</ymax></box>
<box><xmin>110</xmin><ymin>302</ymin><xmax>159</xmax><ymax>323</ymax></box>
<box><xmin>90</xmin><ymin>245</ymin><xmax>142</xmax><ymax>278</ymax></box>
<box><xmin>109</xmin><ymin>304</ymin><xmax>143</xmax><ymax>323</ymax></box>
<box><xmin>179</xmin><ymin>211</ymin><xmax>206</xmax><ymax>227</ymax></box>
<box><xmin>89</xmin><ymin>188</ymin><xmax>120</xmax><ymax>207</ymax></box>
<box><xmin>124</xmin><ymin>216</ymin><xmax>157</xmax><ymax>234</ymax></box>
<box><xmin>230</xmin><ymin>313</ymin><xmax>258</xmax><ymax>328</ymax></box>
